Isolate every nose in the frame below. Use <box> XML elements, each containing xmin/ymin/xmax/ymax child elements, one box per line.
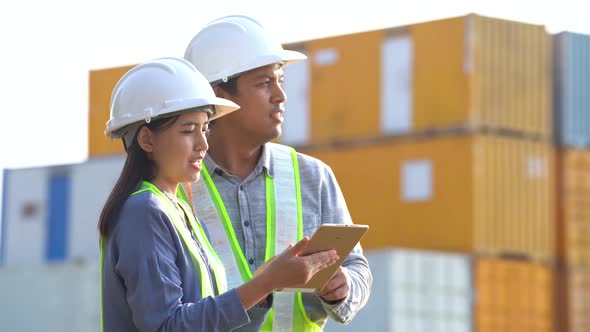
<box><xmin>195</xmin><ymin>131</ymin><xmax>209</xmax><ymax>155</ymax></box>
<box><xmin>271</xmin><ymin>82</ymin><xmax>287</xmax><ymax>104</ymax></box>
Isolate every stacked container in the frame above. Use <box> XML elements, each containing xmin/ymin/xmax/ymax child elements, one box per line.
<box><xmin>553</xmin><ymin>32</ymin><xmax>590</xmax><ymax>332</ymax></box>
<box><xmin>4</xmin><ymin>13</ymin><xmax>588</xmax><ymax>332</ymax></box>
<box><xmin>285</xmin><ymin>13</ymin><xmax>556</xmax><ymax>331</ymax></box>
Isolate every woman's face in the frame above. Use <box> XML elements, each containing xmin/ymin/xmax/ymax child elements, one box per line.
<box><xmin>143</xmin><ymin>110</ymin><xmax>209</xmax><ymax>193</ymax></box>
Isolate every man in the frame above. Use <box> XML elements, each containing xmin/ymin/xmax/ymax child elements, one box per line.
<box><xmin>184</xmin><ymin>15</ymin><xmax>372</xmax><ymax>331</ymax></box>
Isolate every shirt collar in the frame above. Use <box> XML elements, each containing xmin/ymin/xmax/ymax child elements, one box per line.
<box><xmin>204</xmin><ymin>143</ymin><xmax>273</xmax><ymax>178</ymax></box>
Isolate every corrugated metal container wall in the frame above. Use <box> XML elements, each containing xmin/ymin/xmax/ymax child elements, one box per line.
<box><xmin>381</xmin><ymin>29</ymin><xmax>414</xmax><ymax>135</ymax></box>
<box><xmin>324</xmin><ymin>248</ymin><xmax>472</xmax><ymax>332</ymax></box>
<box><xmin>1</xmin><ymin>157</ymin><xmax>126</xmax><ymax>265</ymax></box>
<box><xmin>88</xmin><ymin>65</ymin><xmax>135</xmax><ymax>157</ymax></box>
<box><xmin>69</xmin><ymin>155</ymin><xmax>125</xmax><ymax>262</ymax></box>
<box><xmin>475</xmin><ymin>257</ymin><xmax>554</xmax><ymax>332</ymax></box>
<box><xmin>0</xmin><ymin>262</ymin><xmax>100</xmax><ymax>332</ymax></box>
<box><xmin>1</xmin><ymin>167</ymin><xmax>73</xmax><ymax>265</ymax></box>
<box><xmin>556</xmin><ymin>149</ymin><xmax>590</xmax><ymax>266</ymax></box>
<box><xmin>554</xmin><ymin>32</ymin><xmax>590</xmax><ymax>147</ymax></box>
<box><xmin>556</xmin><ymin>266</ymin><xmax>590</xmax><ymax>332</ymax></box>
<box><xmin>300</xmin><ymin>134</ymin><xmax>554</xmax><ymax>259</ymax></box>
<box><xmin>412</xmin><ymin>14</ymin><xmax>551</xmax><ymax>136</ymax></box>
<box><xmin>281</xmin><ymin>44</ymin><xmax>311</xmax><ymax>146</ymax></box>
<box><xmin>307</xmin><ymin>30</ymin><xmax>383</xmax><ymax>143</ymax></box>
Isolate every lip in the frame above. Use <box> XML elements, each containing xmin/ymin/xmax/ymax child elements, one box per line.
<box><xmin>190</xmin><ymin>158</ymin><xmax>203</xmax><ymax>171</ymax></box>
<box><xmin>270</xmin><ymin>109</ymin><xmax>284</xmax><ymax>122</ymax></box>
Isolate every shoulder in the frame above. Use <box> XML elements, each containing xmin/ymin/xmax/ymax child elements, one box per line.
<box><xmin>113</xmin><ymin>191</ymin><xmax>172</xmax><ymax>240</ymax></box>
<box><xmin>267</xmin><ymin>143</ymin><xmax>331</xmax><ymax>171</ymax></box>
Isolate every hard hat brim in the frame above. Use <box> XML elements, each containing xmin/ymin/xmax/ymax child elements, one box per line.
<box><xmin>105</xmin><ymin>97</ymin><xmax>239</xmax><ymax>138</ymax></box>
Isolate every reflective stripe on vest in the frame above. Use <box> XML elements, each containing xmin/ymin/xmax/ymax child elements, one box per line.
<box><xmin>193</xmin><ymin>143</ymin><xmax>322</xmax><ymax>332</ymax></box>
<box><xmin>100</xmin><ymin>181</ymin><xmax>227</xmax><ymax>331</ymax></box>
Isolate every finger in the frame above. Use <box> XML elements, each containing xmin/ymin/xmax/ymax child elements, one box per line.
<box><xmin>305</xmin><ymin>250</ymin><xmax>339</xmax><ymax>273</ymax></box>
<box><xmin>317</xmin><ymin>268</ymin><xmax>345</xmax><ymax>295</ymax></box>
<box><xmin>286</xmin><ymin>237</ymin><xmax>310</xmax><ymax>256</ymax></box>
<box><xmin>319</xmin><ymin>283</ymin><xmax>348</xmax><ymax>302</ymax></box>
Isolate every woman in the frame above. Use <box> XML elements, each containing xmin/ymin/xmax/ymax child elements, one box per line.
<box><xmin>98</xmin><ymin>57</ymin><xmax>338</xmax><ymax>332</ymax></box>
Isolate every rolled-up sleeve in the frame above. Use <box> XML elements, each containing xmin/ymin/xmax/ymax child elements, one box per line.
<box><xmin>113</xmin><ymin>198</ymin><xmax>251</xmax><ymax>332</ymax></box>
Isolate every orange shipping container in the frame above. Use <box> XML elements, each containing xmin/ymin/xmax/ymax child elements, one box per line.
<box><xmin>305</xmin><ymin>30</ymin><xmax>383</xmax><ymax>143</ymax></box>
<box><xmin>88</xmin><ymin>65</ymin><xmax>135</xmax><ymax>157</ymax></box>
<box><xmin>475</xmin><ymin>257</ymin><xmax>554</xmax><ymax>332</ymax></box>
<box><xmin>412</xmin><ymin>14</ymin><xmax>552</xmax><ymax>137</ymax></box>
<box><xmin>557</xmin><ymin>149</ymin><xmax>590</xmax><ymax>266</ymax></box>
<box><xmin>555</xmin><ymin>266</ymin><xmax>590</xmax><ymax>332</ymax></box>
<box><xmin>282</xmin><ymin>14</ymin><xmax>551</xmax><ymax>146</ymax></box>
<box><xmin>300</xmin><ymin>134</ymin><xmax>555</xmax><ymax>260</ymax></box>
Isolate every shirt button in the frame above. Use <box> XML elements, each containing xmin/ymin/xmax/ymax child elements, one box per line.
<box><xmin>214</xmin><ymin>169</ymin><xmax>223</xmax><ymax>176</ymax></box>
<box><xmin>240</xmin><ymin>185</ymin><xmax>244</xmax><ymax>191</ymax></box>
<box><xmin>244</xmin><ymin>221</ymin><xmax>250</xmax><ymax>227</ymax></box>
<box><xmin>249</xmin><ymin>258</ymin><xmax>254</xmax><ymax>265</ymax></box>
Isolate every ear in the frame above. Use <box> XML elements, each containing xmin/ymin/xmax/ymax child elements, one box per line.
<box><xmin>212</xmin><ymin>85</ymin><xmax>225</xmax><ymax>98</ymax></box>
<box><xmin>136</xmin><ymin>126</ymin><xmax>154</xmax><ymax>153</ymax></box>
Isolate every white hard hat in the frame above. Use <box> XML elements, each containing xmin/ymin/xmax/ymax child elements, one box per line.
<box><xmin>184</xmin><ymin>15</ymin><xmax>307</xmax><ymax>84</ymax></box>
<box><xmin>105</xmin><ymin>57</ymin><xmax>239</xmax><ymax>140</ymax></box>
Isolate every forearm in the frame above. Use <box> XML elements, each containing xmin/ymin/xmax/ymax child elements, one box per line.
<box><xmin>321</xmin><ymin>256</ymin><xmax>372</xmax><ymax>324</ymax></box>
<box><xmin>236</xmin><ymin>274</ymin><xmax>275</xmax><ymax>310</ymax></box>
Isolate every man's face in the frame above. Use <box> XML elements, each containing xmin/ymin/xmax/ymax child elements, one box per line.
<box><xmin>217</xmin><ymin>63</ymin><xmax>286</xmax><ymax>144</ymax></box>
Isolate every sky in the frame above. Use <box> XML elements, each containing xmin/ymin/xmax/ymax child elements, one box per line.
<box><xmin>0</xmin><ymin>0</ymin><xmax>589</xmax><ymax>216</ymax></box>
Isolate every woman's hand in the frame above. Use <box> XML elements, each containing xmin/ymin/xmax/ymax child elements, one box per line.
<box><xmin>258</xmin><ymin>237</ymin><xmax>339</xmax><ymax>291</ymax></box>
<box><xmin>237</xmin><ymin>237</ymin><xmax>338</xmax><ymax>310</ymax></box>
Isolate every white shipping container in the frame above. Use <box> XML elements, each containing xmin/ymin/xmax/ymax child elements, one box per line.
<box><xmin>2</xmin><ymin>167</ymin><xmax>52</xmax><ymax>265</ymax></box>
<box><xmin>325</xmin><ymin>248</ymin><xmax>472</xmax><ymax>332</ymax></box>
<box><xmin>0</xmin><ymin>261</ymin><xmax>100</xmax><ymax>332</ymax></box>
<box><xmin>69</xmin><ymin>155</ymin><xmax>125</xmax><ymax>262</ymax></box>
<box><xmin>281</xmin><ymin>49</ymin><xmax>311</xmax><ymax>146</ymax></box>
<box><xmin>1</xmin><ymin>155</ymin><xmax>126</xmax><ymax>265</ymax></box>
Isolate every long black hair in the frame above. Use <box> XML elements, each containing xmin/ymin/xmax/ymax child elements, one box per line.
<box><xmin>98</xmin><ymin>114</ymin><xmax>196</xmax><ymax>238</ymax></box>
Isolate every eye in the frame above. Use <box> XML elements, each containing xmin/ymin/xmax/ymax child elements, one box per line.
<box><xmin>257</xmin><ymin>79</ymin><xmax>271</xmax><ymax>87</ymax></box>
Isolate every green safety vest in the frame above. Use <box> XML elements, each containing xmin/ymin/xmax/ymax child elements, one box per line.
<box><xmin>193</xmin><ymin>143</ymin><xmax>323</xmax><ymax>332</ymax></box>
<box><xmin>100</xmin><ymin>181</ymin><xmax>228</xmax><ymax>332</ymax></box>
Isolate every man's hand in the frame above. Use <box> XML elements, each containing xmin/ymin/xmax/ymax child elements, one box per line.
<box><xmin>316</xmin><ymin>267</ymin><xmax>350</xmax><ymax>302</ymax></box>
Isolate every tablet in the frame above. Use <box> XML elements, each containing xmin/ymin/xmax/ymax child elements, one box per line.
<box><xmin>282</xmin><ymin>223</ymin><xmax>369</xmax><ymax>292</ymax></box>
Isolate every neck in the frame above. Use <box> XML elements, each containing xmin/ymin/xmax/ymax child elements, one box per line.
<box><xmin>207</xmin><ymin>130</ymin><xmax>264</xmax><ymax>180</ymax></box>
<box><xmin>150</xmin><ymin>178</ymin><xmax>178</xmax><ymax>200</ymax></box>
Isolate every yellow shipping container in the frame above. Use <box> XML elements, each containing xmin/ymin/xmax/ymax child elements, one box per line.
<box><xmin>282</xmin><ymin>14</ymin><xmax>551</xmax><ymax>146</ymax></box>
<box><xmin>557</xmin><ymin>149</ymin><xmax>590</xmax><ymax>266</ymax></box>
<box><xmin>306</xmin><ymin>30</ymin><xmax>383</xmax><ymax>143</ymax></box>
<box><xmin>475</xmin><ymin>257</ymin><xmax>554</xmax><ymax>332</ymax></box>
<box><xmin>88</xmin><ymin>65</ymin><xmax>135</xmax><ymax>157</ymax></box>
<box><xmin>300</xmin><ymin>134</ymin><xmax>554</xmax><ymax>260</ymax></box>
<box><xmin>556</xmin><ymin>266</ymin><xmax>590</xmax><ymax>332</ymax></box>
<box><xmin>412</xmin><ymin>14</ymin><xmax>552</xmax><ymax>136</ymax></box>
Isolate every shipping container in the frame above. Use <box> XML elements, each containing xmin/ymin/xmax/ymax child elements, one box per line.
<box><xmin>88</xmin><ymin>65</ymin><xmax>135</xmax><ymax>157</ymax></box>
<box><xmin>556</xmin><ymin>149</ymin><xmax>590</xmax><ymax>266</ymax></box>
<box><xmin>556</xmin><ymin>265</ymin><xmax>590</xmax><ymax>332</ymax></box>
<box><xmin>282</xmin><ymin>14</ymin><xmax>552</xmax><ymax>145</ymax></box>
<box><xmin>1</xmin><ymin>156</ymin><xmax>125</xmax><ymax>265</ymax></box>
<box><xmin>281</xmin><ymin>43</ymin><xmax>311</xmax><ymax>146</ymax></box>
<box><xmin>553</xmin><ymin>32</ymin><xmax>590</xmax><ymax>148</ymax></box>
<box><xmin>1</xmin><ymin>167</ymin><xmax>70</xmax><ymax>265</ymax></box>
<box><xmin>306</xmin><ymin>30</ymin><xmax>384</xmax><ymax>143</ymax></box>
<box><xmin>325</xmin><ymin>248</ymin><xmax>472</xmax><ymax>332</ymax></box>
<box><xmin>411</xmin><ymin>14</ymin><xmax>552</xmax><ymax>137</ymax></box>
<box><xmin>69</xmin><ymin>155</ymin><xmax>126</xmax><ymax>261</ymax></box>
<box><xmin>475</xmin><ymin>257</ymin><xmax>554</xmax><ymax>332</ymax></box>
<box><xmin>0</xmin><ymin>262</ymin><xmax>100</xmax><ymax>331</ymax></box>
<box><xmin>300</xmin><ymin>133</ymin><xmax>555</xmax><ymax>260</ymax></box>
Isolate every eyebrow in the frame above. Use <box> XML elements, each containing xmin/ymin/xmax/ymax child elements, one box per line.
<box><xmin>254</xmin><ymin>72</ymin><xmax>284</xmax><ymax>81</ymax></box>
<box><xmin>181</xmin><ymin>121</ymin><xmax>207</xmax><ymax>127</ymax></box>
